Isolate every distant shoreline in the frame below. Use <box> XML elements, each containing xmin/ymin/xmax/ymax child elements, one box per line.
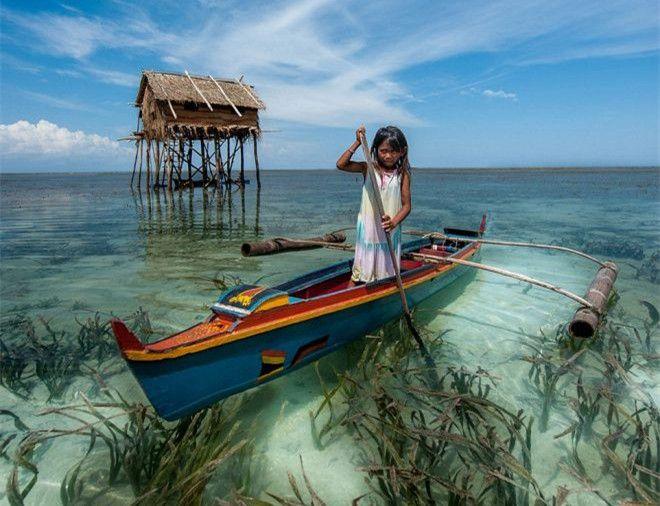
<box><xmin>0</xmin><ymin>166</ymin><xmax>658</xmax><ymax>176</ymax></box>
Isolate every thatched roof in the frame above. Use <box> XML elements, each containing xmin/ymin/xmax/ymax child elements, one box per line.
<box><xmin>136</xmin><ymin>71</ymin><xmax>265</xmax><ymax>110</ymax></box>
<box><xmin>134</xmin><ymin>70</ymin><xmax>265</xmax><ymax>140</ymax></box>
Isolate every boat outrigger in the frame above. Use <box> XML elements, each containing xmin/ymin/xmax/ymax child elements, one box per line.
<box><xmin>111</xmin><ymin>218</ymin><xmax>487</xmax><ymax>420</ymax></box>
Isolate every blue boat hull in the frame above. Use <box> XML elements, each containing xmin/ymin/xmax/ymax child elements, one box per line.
<box><xmin>127</xmin><ymin>251</ymin><xmax>479</xmax><ymax>420</ymax></box>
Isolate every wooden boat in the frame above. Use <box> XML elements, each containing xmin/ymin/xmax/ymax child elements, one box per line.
<box><xmin>111</xmin><ymin>218</ymin><xmax>487</xmax><ymax>420</ymax></box>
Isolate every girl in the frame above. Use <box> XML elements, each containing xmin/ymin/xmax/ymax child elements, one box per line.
<box><xmin>336</xmin><ymin>125</ymin><xmax>412</xmax><ymax>285</ymax></box>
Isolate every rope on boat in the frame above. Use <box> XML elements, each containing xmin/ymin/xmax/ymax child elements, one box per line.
<box><xmin>404</xmin><ymin>229</ymin><xmax>607</xmax><ymax>267</ymax></box>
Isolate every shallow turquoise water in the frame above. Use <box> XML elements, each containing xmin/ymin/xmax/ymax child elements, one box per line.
<box><xmin>1</xmin><ymin>168</ymin><xmax>658</xmax><ymax>504</ymax></box>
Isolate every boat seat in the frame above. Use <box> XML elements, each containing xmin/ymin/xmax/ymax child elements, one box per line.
<box><xmin>212</xmin><ymin>284</ymin><xmax>300</xmax><ymax>317</ymax></box>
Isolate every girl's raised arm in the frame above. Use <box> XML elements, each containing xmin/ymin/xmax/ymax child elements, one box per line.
<box><xmin>336</xmin><ymin>127</ymin><xmax>367</xmax><ymax>173</ymax></box>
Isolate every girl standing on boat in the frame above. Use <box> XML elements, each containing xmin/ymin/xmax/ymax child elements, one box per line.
<box><xmin>336</xmin><ymin>126</ymin><xmax>412</xmax><ymax>285</ymax></box>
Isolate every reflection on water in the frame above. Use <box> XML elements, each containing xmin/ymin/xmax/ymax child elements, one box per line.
<box><xmin>131</xmin><ymin>185</ymin><xmax>261</xmax><ymax>240</ymax></box>
<box><xmin>0</xmin><ymin>168</ymin><xmax>658</xmax><ymax>504</ymax></box>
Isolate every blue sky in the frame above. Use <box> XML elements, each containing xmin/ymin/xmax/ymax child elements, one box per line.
<box><xmin>0</xmin><ymin>0</ymin><xmax>658</xmax><ymax>171</ymax></box>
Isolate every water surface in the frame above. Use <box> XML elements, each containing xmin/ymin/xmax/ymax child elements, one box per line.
<box><xmin>1</xmin><ymin>168</ymin><xmax>658</xmax><ymax>504</ymax></box>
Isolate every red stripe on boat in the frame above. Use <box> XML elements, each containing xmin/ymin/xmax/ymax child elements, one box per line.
<box><xmin>111</xmin><ymin>319</ymin><xmax>145</xmax><ymax>355</ymax></box>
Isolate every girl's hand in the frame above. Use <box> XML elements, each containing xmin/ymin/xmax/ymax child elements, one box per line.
<box><xmin>381</xmin><ymin>214</ymin><xmax>396</xmax><ymax>232</ymax></box>
<box><xmin>355</xmin><ymin>126</ymin><xmax>366</xmax><ymax>143</ymax></box>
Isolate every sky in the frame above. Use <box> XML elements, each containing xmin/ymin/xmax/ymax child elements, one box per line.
<box><xmin>0</xmin><ymin>0</ymin><xmax>658</xmax><ymax>172</ymax></box>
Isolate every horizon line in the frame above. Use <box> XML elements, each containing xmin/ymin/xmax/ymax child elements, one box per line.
<box><xmin>1</xmin><ymin>165</ymin><xmax>659</xmax><ymax>176</ymax></box>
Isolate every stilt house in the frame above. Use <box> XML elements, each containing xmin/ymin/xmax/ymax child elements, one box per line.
<box><xmin>130</xmin><ymin>70</ymin><xmax>265</xmax><ymax>190</ymax></box>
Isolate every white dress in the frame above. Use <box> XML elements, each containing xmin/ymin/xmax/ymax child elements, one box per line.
<box><xmin>351</xmin><ymin>168</ymin><xmax>402</xmax><ymax>283</ymax></box>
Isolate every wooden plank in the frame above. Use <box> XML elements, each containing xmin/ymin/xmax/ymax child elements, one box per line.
<box><xmin>185</xmin><ymin>70</ymin><xmax>213</xmax><ymax>111</ymax></box>
<box><xmin>235</xmin><ymin>78</ymin><xmax>263</xmax><ymax>108</ymax></box>
<box><xmin>209</xmin><ymin>75</ymin><xmax>242</xmax><ymax>117</ymax></box>
<box><xmin>154</xmin><ymin>74</ymin><xmax>178</xmax><ymax>119</ymax></box>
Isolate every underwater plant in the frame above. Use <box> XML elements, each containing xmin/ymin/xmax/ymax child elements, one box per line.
<box><xmin>6</xmin><ymin>388</ymin><xmax>251</xmax><ymax>505</ymax></box>
<box><xmin>0</xmin><ymin>312</ymin><xmax>125</xmax><ymax>401</ymax></box>
<box><xmin>308</xmin><ymin>320</ymin><xmax>544</xmax><ymax>505</ymax></box>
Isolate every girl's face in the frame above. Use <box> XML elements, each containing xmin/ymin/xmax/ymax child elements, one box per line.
<box><xmin>377</xmin><ymin>140</ymin><xmax>404</xmax><ymax>168</ymax></box>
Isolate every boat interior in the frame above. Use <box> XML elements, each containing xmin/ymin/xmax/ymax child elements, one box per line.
<box><xmin>209</xmin><ymin>233</ymin><xmax>477</xmax><ymax>320</ymax></box>
<box><xmin>134</xmin><ymin>230</ymin><xmax>480</xmax><ymax>351</ymax></box>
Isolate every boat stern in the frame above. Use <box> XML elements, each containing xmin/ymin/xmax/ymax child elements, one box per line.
<box><xmin>110</xmin><ymin>318</ymin><xmax>146</xmax><ymax>357</ymax></box>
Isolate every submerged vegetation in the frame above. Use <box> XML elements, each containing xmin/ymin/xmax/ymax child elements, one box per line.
<box><xmin>305</xmin><ymin>322</ymin><xmax>543</xmax><ymax>505</ymax></box>
<box><xmin>1</xmin><ymin>293</ymin><xmax>658</xmax><ymax>504</ymax></box>
<box><xmin>0</xmin><ymin>309</ymin><xmax>154</xmax><ymax>401</ymax></box>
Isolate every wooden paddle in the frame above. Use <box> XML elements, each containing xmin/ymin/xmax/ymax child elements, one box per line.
<box><xmin>358</xmin><ymin>128</ymin><xmax>437</xmax><ymax>372</ymax></box>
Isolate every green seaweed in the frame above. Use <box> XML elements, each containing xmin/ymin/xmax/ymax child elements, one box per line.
<box><xmin>5</xmin><ymin>387</ymin><xmax>252</xmax><ymax>505</ymax></box>
<box><xmin>309</xmin><ymin>320</ymin><xmax>544</xmax><ymax>505</ymax></box>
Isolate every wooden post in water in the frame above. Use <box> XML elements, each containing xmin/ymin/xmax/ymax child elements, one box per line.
<box><xmin>226</xmin><ymin>137</ymin><xmax>232</xmax><ymax>184</ymax></box>
<box><xmin>253</xmin><ymin>132</ymin><xmax>261</xmax><ymax>189</ymax></box>
<box><xmin>214</xmin><ymin>136</ymin><xmax>222</xmax><ymax>189</ymax></box>
<box><xmin>239</xmin><ymin>137</ymin><xmax>245</xmax><ymax>187</ymax></box>
<box><xmin>160</xmin><ymin>141</ymin><xmax>167</xmax><ymax>187</ymax></box>
<box><xmin>137</xmin><ymin>139</ymin><xmax>143</xmax><ymax>189</ymax></box>
<box><xmin>154</xmin><ymin>141</ymin><xmax>161</xmax><ymax>188</ymax></box>
<box><xmin>167</xmin><ymin>141</ymin><xmax>174</xmax><ymax>191</ymax></box>
<box><xmin>201</xmin><ymin>140</ymin><xmax>208</xmax><ymax>185</ymax></box>
<box><xmin>145</xmin><ymin>140</ymin><xmax>152</xmax><ymax>190</ymax></box>
<box><xmin>177</xmin><ymin>140</ymin><xmax>184</xmax><ymax>188</ymax></box>
<box><xmin>130</xmin><ymin>139</ymin><xmax>139</xmax><ymax>187</ymax></box>
<box><xmin>187</xmin><ymin>140</ymin><xmax>193</xmax><ymax>188</ymax></box>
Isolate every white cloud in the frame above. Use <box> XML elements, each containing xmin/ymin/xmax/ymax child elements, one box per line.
<box><xmin>483</xmin><ymin>89</ymin><xmax>518</xmax><ymax>101</ymax></box>
<box><xmin>0</xmin><ymin>120</ymin><xmax>127</xmax><ymax>156</ymax></box>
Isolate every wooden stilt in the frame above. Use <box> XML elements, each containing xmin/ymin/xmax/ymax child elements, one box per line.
<box><xmin>201</xmin><ymin>140</ymin><xmax>208</xmax><ymax>185</ymax></box>
<box><xmin>214</xmin><ymin>136</ymin><xmax>222</xmax><ymax>189</ymax></box>
<box><xmin>137</xmin><ymin>139</ymin><xmax>143</xmax><ymax>189</ymax></box>
<box><xmin>239</xmin><ymin>137</ymin><xmax>245</xmax><ymax>187</ymax></box>
<box><xmin>167</xmin><ymin>141</ymin><xmax>174</xmax><ymax>192</ymax></box>
<box><xmin>146</xmin><ymin>139</ymin><xmax>152</xmax><ymax>190</ymax></box>
<box><xmin>187</xmin><ymin>140</ymin><xmax>193</xmax><ymax>189</ymax></box>
<box><xmin>226</xmin><ymin>137</ymin><xmax>232</xmax><ymax>184</ymax></box>
<box><xmin>160</xmin><ymin>141</ymin><xmax>167</xmax><ymax>187</ymax></box>
<box><xmin>130</xmin><ymin>139</ymin><xmax>139</xmax><ymax>187</ymax></box>
<box><xmin>177</xmin><ymin>140</ymin><xmax>184</xmax><ymax>187</ymax></box>
<box><xmin>252</xmin><ymin>132</ymin><xmax>261</xmax><ymax>189</ymax></box>
<box><xmin>154</xmin><ymin>141</ymin><xmax>161</xmax><ymax>188</ymax></box>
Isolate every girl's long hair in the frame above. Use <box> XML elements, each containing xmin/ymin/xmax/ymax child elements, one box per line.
<box><xmin>371</xmin><ymin>126</ymin><xmax>410</xmax><ymax>173</ymax></box>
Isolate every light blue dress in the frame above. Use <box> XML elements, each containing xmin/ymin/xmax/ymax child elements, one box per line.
<box><xmin>351</xmin><ymin>168</ymin><xmax>402</xmax><ymax>283</ymax></box>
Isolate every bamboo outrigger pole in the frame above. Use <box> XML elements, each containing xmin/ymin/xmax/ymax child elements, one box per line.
<box><xmin>358</xmin><ymin>128</ymin><xmax>437</xmax><ymax>370</ymax></box>
<box><xmin>404</xmin><ymin>229</ymin><xmax>618</xmax><ymax>338</ymax></box>
<box><xmin>405</xmin><ymin>229</ymin><xmax>606</xmax><ymax>267</ymax></box>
